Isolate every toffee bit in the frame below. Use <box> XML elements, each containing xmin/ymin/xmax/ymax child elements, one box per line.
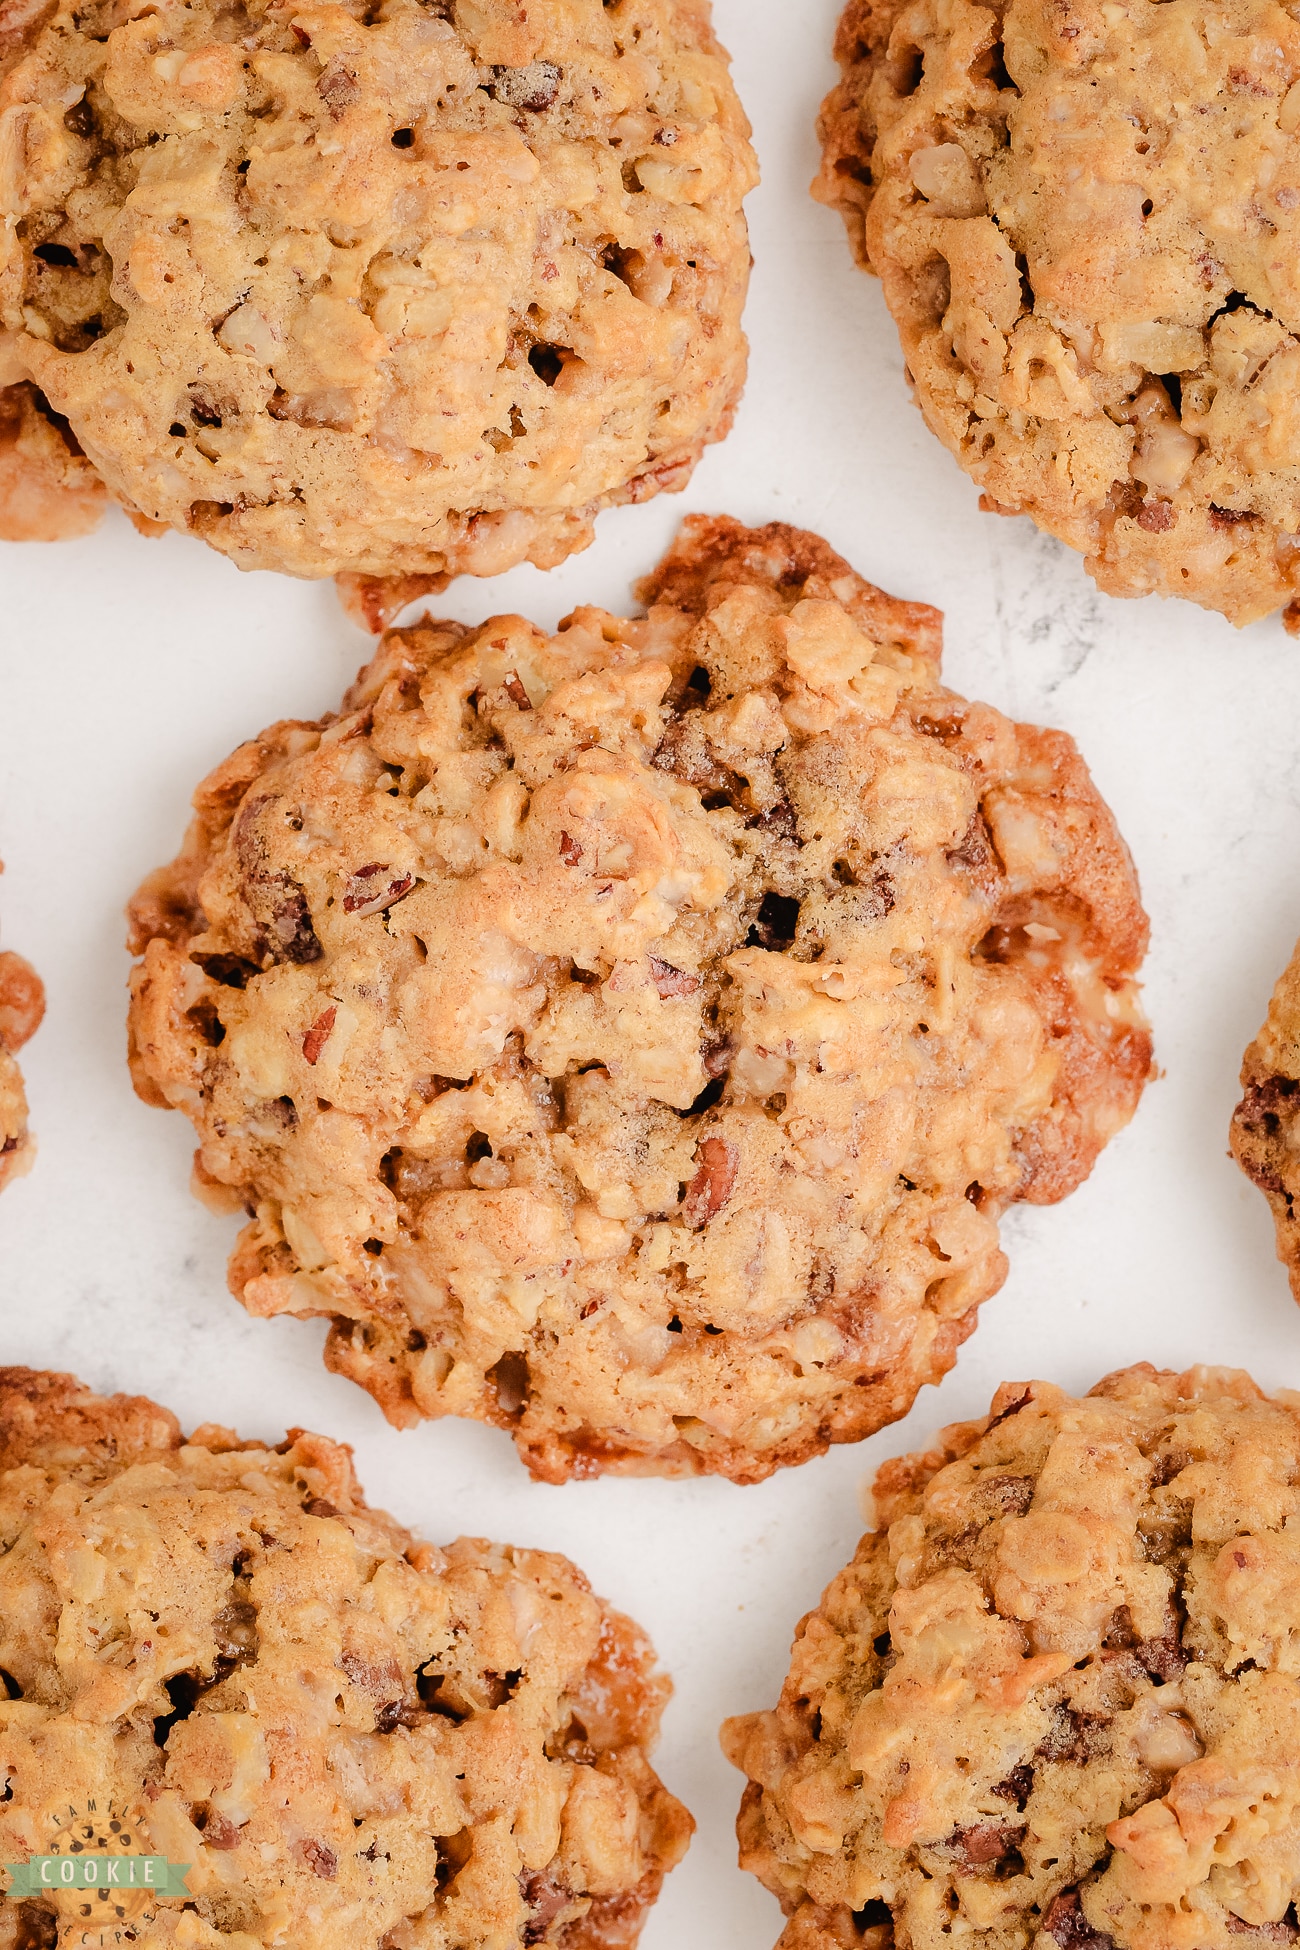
<box><xmin>746</xmin><ymin>795</ymin><xmax>801</xmax><ymax>845</ymax></box>
<box><xmin>1041</xmin><ymin>1889</ymin><xmax>1117</xmax><ymax>1948</ymax></box>
<box><xmin>944</xmin><ymin>1818</ymin><xmax>1025</xmax><ymax>1872</ymax></box>
<box><xmin>991</xmin><ymin>1763</ymin><xmax>1034</xmax><ymax>1809</ymax></box>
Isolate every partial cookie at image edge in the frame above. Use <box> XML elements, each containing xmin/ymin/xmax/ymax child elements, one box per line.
<box><xmin>0</xmin><ymin>0</ymin><xmax>757</xmax><ymax>583</ymax></box>
<box><xmin>1232</xmin><ymin>938</ymin><xmax>1300</xmax><ymax>1295</ymax></box>
<box><xmin>814</xmin><ymin>0</ymin><xmax>1300</xmax><ymax>627</ymax></box>
<box><xmin>0</xmin><ymin>1365</ymin><xmax>692</xmax><ymax>1950</ymax></box>
<box><xmin>725</xmin><ymin>1360</ymin><xmax>1300</xmax><ymax>1950</ymax></box>
<box><xmin>0</xmin><ymin>868</ymin><xmax>45</xmax><ymax>1191</ymax></box>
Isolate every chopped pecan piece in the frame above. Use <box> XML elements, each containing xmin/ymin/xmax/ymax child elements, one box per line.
<box><xmin>302</xmin><ymin>1006</ymin><xmax>337</xmax><ymax>1066</ymax></box>
<box><xmin>682</xmin><ymin>1136</ymin><xmax>738</xmax><ymax>1229</ymax></box>
<box><xmin>649</xmin><ymin>956</ymin><xmax>700</xmax><ymax>998</ymax></box>
<box><xmin>493</xmin><ymin>61</ymin><xmax>561</xmax><ymax>111</ymax></box>
<box><xmin>301</xmin><ymin>1837</ymin><xmax>337</xmax><ymax>1878</ymax></box>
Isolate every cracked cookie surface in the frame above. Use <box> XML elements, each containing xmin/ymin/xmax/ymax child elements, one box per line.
<box><xmin>0</xmin><ymin>0</ymin><xmax>755</xmax><ymax>581</ymax></box>
<box><xmin>1231</xmin><ymin>940</ymin><xmax>1300</xmax><ymax>1292</ymax></box>
<box><xmin>724</xmin><ymin>1362</ymin><xmax>1300</xmax><ymax>1950</ymax></box>
<box><xmin>0</xmin><ymin>1367</ymin><xmax>690</xmax><ymax>1950</ymax></box>
<box><xmin>0</xmin><ymin>882</ymin><xmax>45</xmax><ymax>1191</ymax></box>
<box><xmin>126</xmin><ymin>516</ymin><xmax>1151</xmax><ymax>1484</ymax></box>
<box><xmin>816</xmin><ymin>0</ymin><xmax>1300</xmax><ymax>625</ymax></box>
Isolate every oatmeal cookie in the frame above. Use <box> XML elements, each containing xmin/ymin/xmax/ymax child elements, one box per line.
<box><xmin>724</xmin><ymin>1362</ymin><xmax>1300</xmax><ymax>1950</ymax></box>
<box><xmin>1231</xmin><ymin>940</ymin><xmax>1300</xmax><ymax>1292</ymax></box>
<box><xmin>125</xmin><ymin>516</ymin><xmax>1152</xmax><ymax>1485</ymax></box>
<box><xmin>816</xmin><ymin>0</ymin><xmax>1300</xmax><ymax>626</ymax></box>
<box><xmin>0</xmin><ymin>0</ymin><xmax>755</xmax><ymax>584</ymax></box>
<box><xmin>0</xmin><ymin>884</ymin><xmax>45</xmax><ymax>1190</ymax></box>
<box><xmin>0</xmin><ymin>1366</ymin><xmax>691</xmax><ymax>1949</ymax></box>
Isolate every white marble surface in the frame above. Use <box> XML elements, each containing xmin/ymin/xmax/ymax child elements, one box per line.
<box><xmin>3</xmin><ymin>2</ymin><xmax>1300</xmax><ymax>1943</ymax></box>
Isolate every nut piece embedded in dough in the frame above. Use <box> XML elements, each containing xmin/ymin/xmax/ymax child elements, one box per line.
<box><xmin>724</xmin><ymin>1363</ymin><xmax>1300</xmax><ymax>1950</ymax></box>
<box><xmin>0</xmin><ymin>874</ymin><xmax>45</xmax><ymax>1191</ymax></box>
<box><xmin>815</xmin><ymin>0</ymin><xmax>1300</xmax><ymax>626</ymax></box>
<box><xmin>0</xmin><ymin>0</ymin><xmax>756</xmax><ymax>583</ymax></box>
<box><xmin>125</xmin><ymin>515</ymin><xmax>1152</xmax><ymax>1484</ymax></box>
<box><xmin>1232</xmin><ymin>939</ymin><xmax>1300</xmax><ymax>1288</ymax></box>
<box><xmin>0</xmin><ymin>1366</ymin><xmax>691</xmax><ymax>1950</ymax></box>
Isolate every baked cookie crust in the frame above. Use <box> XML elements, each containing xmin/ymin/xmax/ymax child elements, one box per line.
<box><xmin>1231</xmin><ymin>940</ymin><xmax>1300</xmax><ymax>1290</ymax></box>
<box><xmin>0</xmin><ymin>1366</ymin><xmax>691</xmax><ymax>1949</ymax></box>
<box><xmin>0</xmin><ymin>383</ymin><xmax>107</xmax><ymax>544</ymax></box>
<box><xmin>725</xmin><ymin>1362</ymin><xmax>1300</xmax><ymax>1950</ymax></box>
<box><xmin>126</xmin><ymin>516</ymin><xmax>1152</xmax><ymax>1484</ymax></box>
<box><xmin>0</xmin><ymin>882</ymin><xmax>45</xmax><ymax>1191</ymax></box>
<box><xmin>0</xmin><ymin>0</ymin><xmax>755</xmax><ymax>581</ymax></box>
<box><xmin>816</xmin><ymin>0</ymin><xmax>1300</xmax><ymax>626</ymax></box>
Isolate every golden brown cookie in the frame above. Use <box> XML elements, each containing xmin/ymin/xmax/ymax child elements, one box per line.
<box><xmin>126</xmin><ymin>516</ymin><xmax>1151</xmax><ymax>1484</ymax></box>
<box><xmin>0</xmin><ymin>1366</ymin><xmax>691</xmax><ymax>1949</ymax></box>
<box><xmin>724</xmin><ymin>1362</ymin><xmax>1300</xmax><ymax>1950</ymax></box>
<box><xmin>816</xmin><ymin>0</ymin><xmax>1300</xmax><ymax>626</ymax></box>
<box><xmin>0</xmin><ymin>878</ymin><xmax>45</xmax><ymax>1191</ymax></box>
<box><xmin>0</xmin><ymin>0</ymin><xmax>755</xmax><ymax>583</ymax></box>
<box><xmin>1231</xmin><ymin>941</ymin><xmax>1300</xmax><ymax>1291</ymax></box>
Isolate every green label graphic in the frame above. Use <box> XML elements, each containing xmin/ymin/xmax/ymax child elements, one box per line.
<box><xmin>6</xmin><ymin>1855</ymin><xmax>191</xmax><ymax>1896</ymax></box>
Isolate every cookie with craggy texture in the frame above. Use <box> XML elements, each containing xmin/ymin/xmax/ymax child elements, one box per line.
<box><xmin>0</xmin><ymin>1366</ymin><xmax>690</xmax><ymax>1949</ymax></box>
<box><xmin>126</xmin><ymin>516</ymin><xmax>1151</xmax><ymax>1484</ymax></box>
<box><xmin>0</xmin><ymin>884</ymin><xmax>45</xmax><ymax>1190</ymax></box>
<box><xmin>0</xmin><ymin>0</ymin><xmax>755</xmax><ymax>583</ymax></box>
<box><xmin>725</xmin><ymin>1362</ymin><xmax>1300</xmax><ymax>1950</ymax></box>
<box><xmin>1231</xmin><ymin>940</ymin><xmax>1300</xmax><ymax>1292</ymax></box>
<box><xmin>816</xmin><ymin>0</ymin><xmax>1300</xmax><ymax>627</ymax></box>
